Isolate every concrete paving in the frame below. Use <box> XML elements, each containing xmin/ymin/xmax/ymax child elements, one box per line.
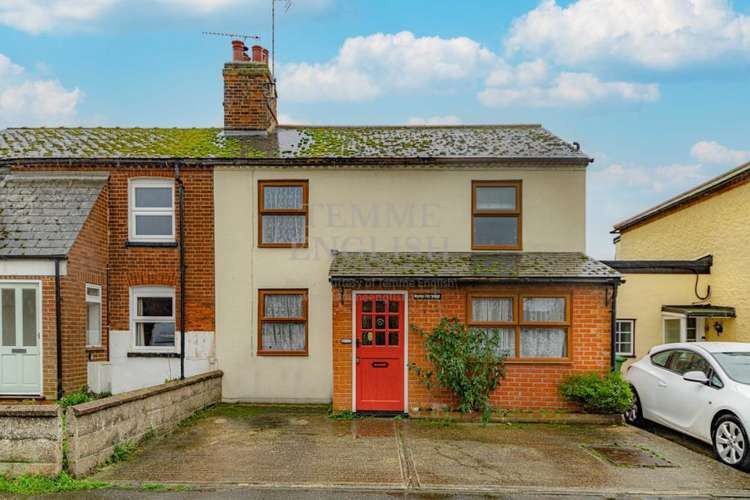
<box><xmin>92</xmin><ymin>405</ymin><xmax>750</xmax><ymax>497</ymax></box>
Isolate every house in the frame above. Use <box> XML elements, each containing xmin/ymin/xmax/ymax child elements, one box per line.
<box><xmin>605</xmin><ymin>161</ymin><xmax>750</xmax><ymax>367</ymax></box>
<box><xmin>1</xmin><ymin>40</ymin><xmax>620</xmax><ymax>410</ymax></box>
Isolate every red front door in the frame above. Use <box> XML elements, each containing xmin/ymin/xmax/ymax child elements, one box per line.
<box><xmin>355</xmin><ymin>294</ymin><xmax>405</xmax><ymax>412</ymax></box>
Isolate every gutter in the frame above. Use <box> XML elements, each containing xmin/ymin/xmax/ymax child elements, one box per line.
<box><xmin>329</xmin><ymin>276</ymin><xmax>622</xmax><ymax>286</ymax></box>
<box><xmin>175</xmin><ymin>162</ymin><xmax>187</xmax><ymax>380</ymax></box>
<box><xmin>610</xmin><ymin>282</ymin><xmax>619</xmax><ymax>371</ymax></box>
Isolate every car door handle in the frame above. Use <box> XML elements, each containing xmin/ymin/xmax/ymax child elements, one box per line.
<box><xmin>657</xmin><ymin>380</ymin><xmax>667</xmax><ymax>387</ymax></box>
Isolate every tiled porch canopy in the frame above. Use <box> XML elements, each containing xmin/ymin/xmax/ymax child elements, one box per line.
<box><xmin>329</xmin><ymin>251</ymin><xmax>621</xmax><ymax>285</ymax></box>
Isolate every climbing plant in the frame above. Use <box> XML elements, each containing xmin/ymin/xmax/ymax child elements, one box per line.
<box><xmin>410</xmin><ymin>318</ymin><xmax>506</xmax><ymax>420</ymax></box>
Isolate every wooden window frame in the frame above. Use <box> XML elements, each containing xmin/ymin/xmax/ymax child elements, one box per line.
<box><xmin>257</xmin><ymin>289</ymin><xmax>309</xmax><ymax>356</ymax></box>
<box><xmin>471</xmin><ymin>180</ymin><xmax>522</xmax><ymax>251</ymax></box>
<box><xmin>615</xmin><ymin>318</ymin><xmax>636</xmax><ymax>357</ymax></box>
<box><xmin>258</xmin><ymin>180</ymin><xmax>309</xmax><ymax>248</ymax></box>
<box><xmin>466</xmin><ymin>292</ymin><xmax>571</xmax><ymax>363</ymax></box>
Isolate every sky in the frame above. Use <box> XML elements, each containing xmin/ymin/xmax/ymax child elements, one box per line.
<box><xmin>1</xmin><ymin>0</ymin><xmax>749</xmax><ymax>259</ymax></box>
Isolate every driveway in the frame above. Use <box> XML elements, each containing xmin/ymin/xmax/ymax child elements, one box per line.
<box><xmin>94</xmin><ymin>405</ymin><xmax>750</xmax><ymax>497</ymax></box>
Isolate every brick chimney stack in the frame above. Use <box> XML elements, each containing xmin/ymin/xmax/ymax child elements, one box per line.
<box><xmin>223</xmin><ymin>40</ymin><xmax>277</xmax><ymax>134</ymax></box>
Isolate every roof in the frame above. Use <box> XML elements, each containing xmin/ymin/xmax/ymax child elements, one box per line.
<box><xmin>0</xmin><ymin>125</ymin><xmax>590</xmax><ymax>162</ymax></box>
<box><xmin>0</xmin><ymin>172</ymin><xmax>108</xmax><ymax>258</ymax></box>
<box><xmin>328</xmin><ymin>251</ymin><xmax>619</xmax><ymax>283</ymax></box>
<box><xmin>661</xmin><ymin>304</ymin><xmax>736</xmax><ymax>318</ymax></box>
<box><xmin>614</xmin><ymin>161</ymin><xmax>750</xmax><ymax>232</ymax></box>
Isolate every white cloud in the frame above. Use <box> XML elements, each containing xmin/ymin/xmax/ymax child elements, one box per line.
<box><xmin>0</xmin><ymin>54</ymin><xmax>81</xmax><ymax>127</ymax></box>
<box><xmin>0</xmin><ymin>0</ymin><xmax>116</xmax><ymax>34</ymax></box>
<box><xmin>479</xmin><ymin>66</ymin><xmax>659</xmax><ymax>108</ymax></box>
<box><xmin>406</xmin><ymin>115</ymin><xmax>463</xmax><ymax>126</ymax></box>
<box><xmin>277</xmin><ymin>112</ymin><xmax>306</xmax><ymax>125</ymax></box>
<box><xmin>589</xmin><ymin>162</ymin><xmax>705</xmax><ymax>193</ymax></box>
<box><xmin>690</xmin><ymin>140</ymin><xmax>750</xmax><ymax>165</ymax></box>
<box><xmin>505</xmin><ymin>0</ymin><xmax>750</xmax><ymax>69</ymax></box>
<box><xmin>278</xmin><ymin>31</ymin><xmax>497</xmax><ymax>102</ymax></box>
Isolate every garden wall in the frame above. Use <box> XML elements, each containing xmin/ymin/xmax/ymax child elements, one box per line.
<box><xmin>0</xmin><ymin>405</ymin><xmax>63</xmax><ymax>476</ymax></box>
<box><xmin>66</xmin><ymin>370</ymin><xmax>222</xmax><ymax>477</ymax></box>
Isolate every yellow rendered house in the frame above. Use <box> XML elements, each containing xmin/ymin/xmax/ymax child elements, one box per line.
<box><xmin>606</xmin><ymin>162</ymin><xmax>750</xmax><ymax>367</ymax></box>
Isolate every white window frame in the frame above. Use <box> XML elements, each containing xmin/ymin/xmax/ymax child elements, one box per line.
<box><xmin>129</xmin><ymin>286</ymin><xmax>178</xmax><ymax>353</ymax></box>
<box><xmin>661</xmin><ymin>313</ymin><xmax>705</xmax><ymax>344</ymax></box>
<box><xmin>128</xmin><ymin>178</ymin><xmax>175</xmax><ymax>243</ymax></box>
<box><xmin>85</xmin><ymin>284</ymin><xmax>102</xmax><ymax>348</ymax></box>
<box><xmin>615</xmin><ymin>319</ymin><xmax>635</xmax><ymax>356</ymax></box>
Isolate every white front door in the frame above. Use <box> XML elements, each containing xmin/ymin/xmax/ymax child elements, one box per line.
<box><xmin>0</xmin><ymin>283</ymin><xmax>42</xmax><ymax>396</ymax></box>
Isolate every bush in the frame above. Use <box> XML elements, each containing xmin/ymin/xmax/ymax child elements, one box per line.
<box><xmin>410</xmin><ymin>318</ymin><xmax>506</xmax><ymax>420</ymax></box>
<box><xmin>560</xmin><ymin>371</ymin><xmax>633</xmax><ymax>414</ymax></box>
<box><xmin>58</xmin><ymin>386</ymin><xmax>110</xmax><ymax>408</ymax></box>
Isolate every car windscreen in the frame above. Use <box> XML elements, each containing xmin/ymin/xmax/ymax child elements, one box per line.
<box><xmin>712</xmin><ymin>352</ymin><xmax>750</xmax><ymax>384</ymax></box>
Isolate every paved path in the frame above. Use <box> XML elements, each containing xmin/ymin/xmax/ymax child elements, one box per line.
<box><xmin>92</xmin><ymin>405</ymin><xmax>750</xmax><ymax>497</ymax></box>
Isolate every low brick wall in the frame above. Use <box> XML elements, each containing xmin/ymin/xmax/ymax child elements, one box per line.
<box><xmin>66</xmin><ymin>370</ymin><xmax>222</xmax><ymax>477</ymax></box>
<box><xmin>0</xmin><ymin>405</ymin><xmax>63</xmax><ymax>476</ymax></box>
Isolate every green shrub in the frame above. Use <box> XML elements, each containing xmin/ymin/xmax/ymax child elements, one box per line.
<box><xmin>560</xmin><ymin>371</ymin><xmax>633</xmax><ymax>414</ymax></box>
<box><xmin>410</xmin><ymin>318</ymin><xmax>506</xmax><ymax>420</ymax></box>
<box><xmin>58</xmin><ymin>386</ymin><xmax>110</xmax><ymax>408</ymax></box>
<box><xmin>0</xmin><ymin>473</ymin><xmax>109</xmax><ymax>495</ymax></box>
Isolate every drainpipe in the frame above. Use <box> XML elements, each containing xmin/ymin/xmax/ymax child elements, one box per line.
<box><xmin>610</xmin><ymin>280</ymin><xmax>619</xmax><ymax>371</ymax></box>
<box><xmin>175</xmin><ymin>162</ymin><xmax>187</xmax><ymax>380</ymax></box>
<box><xmin>54</xmin><ymin>258</ymin><xmax>64</xmax><ymax>399</ymax></box>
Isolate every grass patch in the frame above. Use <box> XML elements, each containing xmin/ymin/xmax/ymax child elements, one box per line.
<box><xmin>140</xmin><ymin>483</ymin><xmax>192</xmax><ymax>492</ymax></box>
<box><xmin>58</xmin><ymin>387</ymin><xmax>111</xmax><ymax>408</ymax></box>
<box><xmin>327</xmin><ymin>409</ymin><xmax>359</xmax><ymax>420</ymax></box>
<box><xmin>0</xmin><ymin>473</ymin><xmax>110</xmax><ymax>495</ymax></box>
<box><xmin>107</xmin><ymin>441</ymin><xmax>138</xmax><ymax>464</ymax></box>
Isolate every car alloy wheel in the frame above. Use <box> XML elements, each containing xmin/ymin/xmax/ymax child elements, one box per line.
<box><xmin>716</xmin><ymin>420</ymin><xmax>746</xmax><ymax>465</ymax></box>
<box><xmin>623</xmin><ymin>389</ymin><xmax>644</xmax><ymax>426</ymax></box>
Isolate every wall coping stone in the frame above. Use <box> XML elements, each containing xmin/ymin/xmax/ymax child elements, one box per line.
<box><xmin>0</xmin><ymin>404</ymin><xmax>60</xmax><ymax>418</ymax></box>
<box><xmin>70</xmin><ymin>370</ymin><xmax>222</xmax><ymax>417</ymax></box>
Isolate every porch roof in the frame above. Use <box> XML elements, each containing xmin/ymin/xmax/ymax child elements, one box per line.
<box><xmin>329</xmin><ymin>251</ymin><xmax>620</xmax><ymax>284</ymax></box>
<box><xmin>0</xmin><ymin>172</ymin><xmax>108</xmax><ymax>258</ymax></box>
<box><xmin>662</xmin><ymin>305</ymin><xmax>736</xmax><ymax>318</ymax></box>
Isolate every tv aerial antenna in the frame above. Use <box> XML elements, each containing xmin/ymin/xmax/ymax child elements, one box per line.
<box><xmin>272</xmin><ymin>0</ymin><xmax>292</xmax><ymax>76</ymax></box>
<box><xmin>202</xmin><ymin>31</ymin><xmax>261</xmax><ymax>42</ymax></box>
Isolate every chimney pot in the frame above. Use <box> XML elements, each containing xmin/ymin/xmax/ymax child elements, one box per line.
<box><xmin>251</xmin><ymin>45</ymin><xmax>263</xmax><ymax>62</ymax></box>
<box><xmin>262</xmin><ymin>48</ymin><xmax>269</xmax><ymax>65</ymax></box>
<box><xmin>231</xmin><ymin>40</ymin><xmax>248</xmax><ymax>62</ymax></box>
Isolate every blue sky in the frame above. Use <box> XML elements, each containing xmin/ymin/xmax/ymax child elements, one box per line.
<box><xmin>1</xmin><ymin>0</ymin><xmax>749</xmax><ymax>258</ymax></box>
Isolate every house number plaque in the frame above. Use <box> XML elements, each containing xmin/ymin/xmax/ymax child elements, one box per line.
<box><xmin>413</xmin><ymin>293</ymin><xmax>441</xmax><ymax>301</ymax></box>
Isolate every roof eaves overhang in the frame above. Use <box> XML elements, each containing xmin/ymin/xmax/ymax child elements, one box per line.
<box><xmin>601</xmin><ymin>255</ymin><xmax>712</xmax><ymax>274</ymax></box>
<box><xmin>0</xmin><ymin>254</ymin><xmax>68</xmax><ymax>260</ymax></box>
<box><xmin>0</xmin><ymin>156</ymin><xmax>592</xmax><ymax>168</ymax></box>
<box><xmin>662</xmin><ymin>305</ymin><xmax>736</xmax><ymax>318</ymax></box>
<box><xmin>329</xmin><ymin>276</ymin><xmax>622</xmax><ymax>286</ymax></box>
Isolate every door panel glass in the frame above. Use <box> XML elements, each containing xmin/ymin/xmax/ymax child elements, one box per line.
<box><xmin>361</xmin><ymin>301</ymin><xmax>372</xmax><ymax>312</ymax></box>
<box><xmin>22</xmin><ymin>289</ymin><xmax>37</xmax><ymax>347</ymax></box>
<box><xmin>686</xmin><ymin>317</ymin><xmax>697</xmax><ymax>342</ymax></box>
<box><xmin>664</xmin><ymin>318</ymin><xmax>681</xmax><ymax>343</ymax></box>
<box><xmin>375</xmin><ymin>332</ymin><xmax>386</xmax><ymax>345</ymax></box>
<box><xmin>388</xmin><ymin>316</ymin><xmax>399</xmax><ymax>329</ymax></box>
<box><xmin>1</xmin><ymin>289</ymin><xmax>16</xmax><ymax>347</ymax></box>
<box><xmin>375</xmin><ymin>301</ymin><xmax>385</xmax><ymax>313</ymax></box>
<box><xmin>361</xmin><ymin>316</ymin><xmax>372</xmax><ymax>329</ymax></box>
<box><xmin>389</xmin><ymin>301</ymin><xmax>399</xmax><ymax>313</ymax></box>
<box><xmin>361</xmin><ymin>331</ymin><xmax>373</xmax><ymax>346</ymax></box>
<box><xmin>388</xmin><ymin>332</ymin><xmax>399</xmax><ymax>346</ymax></box>
<box><xmin>375</xmin><ymin>316</ymin><xmax>386</xmax><ymax>329</ymax></box>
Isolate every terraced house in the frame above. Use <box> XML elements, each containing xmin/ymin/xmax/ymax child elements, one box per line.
<box><xmin>0</xmin><ymin>41</ymin><xmax>620</xmax><ymax>410</ymax></box>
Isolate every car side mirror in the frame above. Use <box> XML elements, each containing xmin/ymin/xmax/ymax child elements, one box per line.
<box><xmin>683</xmin><ymin>370</ymin><xmax>709</xmax><ymax>384</ymax></box>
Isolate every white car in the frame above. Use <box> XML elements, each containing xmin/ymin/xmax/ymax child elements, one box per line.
<box><xmin>625</xmin><ymin>342</ymin><xmax>750</xmax><ymax>471</ymax></box>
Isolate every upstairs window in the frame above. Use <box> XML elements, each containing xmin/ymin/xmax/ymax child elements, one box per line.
<box><xmin>85</xmin><ymin>284</ymin><xmax>102</xmax><ymax>348</ymax></box>
<box><xmin>258</xmin><ymin>180</ymin><xmax>308</xmax><ymax>248</ymax></box>
<box><xmin>129</xmin><ymin>178</ymin><xmax>175</xmax><ymax>243</ymax></box>
<box><xmin>131</xmin><ymin>287</ymin><xmax>176</xmax><ymax>351</ymax></box>
<box><xmin>471</xmin><ymin>180</ymin><xmax>522</xmax><ymax>250</ymax></box>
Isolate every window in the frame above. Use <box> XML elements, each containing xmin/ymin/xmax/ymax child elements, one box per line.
<box><xmin>129</xmin><ymin>178</ymin><xmax>175</xmax><ymax>242</ymax></box>
<box><xmin>258</xmin><ymin>180</ymin><xmax>308</xmax><ymax>247</ymax></box>
<box><xmin>258</xmin><ymin>289</ymin><xmax>308</xmax><ymax>355</ymax></box>
<box><xmin>669</xmin><ymin>350</ymin><xmax>711</xmax><ymax>376</ymax></box>
<box><xmin>686</xmin><ymin>317</ymin><xmax>698</xmax><ymax>342</ymax></box>
<box><xmin>663</xmin><ymin>314</ymin><xmax>702</xmax><ymax>343</ymax></box>
<box><xmin>467</xmin><ymin>293</ymin><xmax>569</xmax><ymax>360</ymax></box>
<box><xmin>615</xmin><ymin>319</ymin><xmax>635</xmax><ymax>356</ymax></box>
<box><xmin>471</xmin><ymin>180</ymin><xmax>522</xmax><ymax>250</ymax></box>
<box><xmin>131</xmin><ymin>287</ymin><xmax>176</xmax><ymax>351</ymax></box>
<box><xmin>85</xmin><ymin>284</ymin><xmax>102</xmax><ymax>347</ymax></box>
<box><xmin>651</xmin><ymin>350</ymin><xmax>673</xmax><ymax>368</ymax></box>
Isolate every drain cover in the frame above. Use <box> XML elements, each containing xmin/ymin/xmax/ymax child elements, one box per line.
<box><xmin>588</xmin><ymin>446</ymin><xmax>675</xmax><ymax>468</ymax></box>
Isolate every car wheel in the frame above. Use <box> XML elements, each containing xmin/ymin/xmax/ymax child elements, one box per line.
<box><xmin>624</xmin><ymin>388</ymin><xmax>645</xmax><ymax>427</ymax></box>
<box><xmin>713</xmin><ymin>414</ymin><xmax>750</xmax><ymax>471</ymax></box>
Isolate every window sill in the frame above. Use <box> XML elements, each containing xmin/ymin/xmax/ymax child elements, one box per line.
<box><xmin>86</xmin><ymin>346</ymin><xmax>106</xmax><ymax>352</ymax></box>
<box><xmin>504</xmin><ymin>359</ymin><xmax>574</xmax><ymax>365</ymax></box>
<box><xmin>127</xmin><ymin>352</ymin><xmax>180</xmax><ymax>358</ymax></box>
<box><xmin>125</xmin><ymin>241</ymin><xmax>178</xmax><ymax>248</ymax></box>
<box><xmin>257</xmin><ymin>351</ymin><xmax>308</xmax><ymax>357</ymax></box>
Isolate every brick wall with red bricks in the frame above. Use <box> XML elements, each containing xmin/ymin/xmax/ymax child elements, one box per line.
<box><xmin>332</xmin><ymin>284</ymin><xmax>613</xmax><ymax>411</ymax></box>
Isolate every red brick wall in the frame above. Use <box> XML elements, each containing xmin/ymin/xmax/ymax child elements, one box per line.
<box><xmin>332</xmin><ymin>284</ymin><xmax>613</xmax><ymax>411</ymax></box>
<box><xmin>223</xmin><ymin>63</ymin><xmax>277</xmax><ymax>131</ymax></box>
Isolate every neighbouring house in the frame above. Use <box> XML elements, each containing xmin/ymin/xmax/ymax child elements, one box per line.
<box><xmin>1</xmin><ymin>40</ymin><xmax>620</xmax><ymax>410</ymax></box>
<box><xmin>605</xmin><ymin>161</ymin><xmax>750</xmax><ymax>368</ymax></box>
